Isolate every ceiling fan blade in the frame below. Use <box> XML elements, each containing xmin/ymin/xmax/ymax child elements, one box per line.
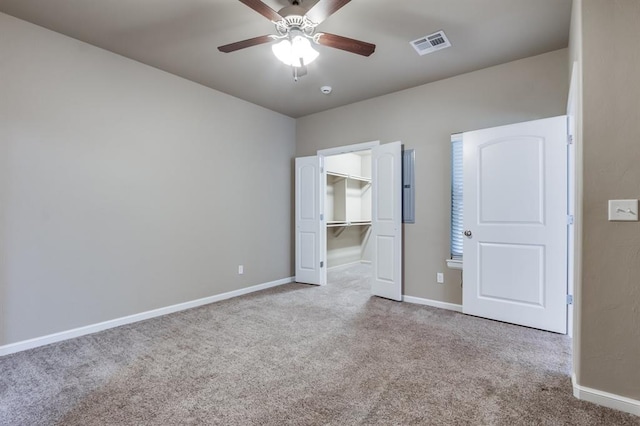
<box><xmin>316</xmin><ymin>33</ymin><xmax>376</xmax><ymax>57</ymax></box>
<box><xmin>239</xmin><ymin>0</ymin><xmax>283</xmax><ymax>21</ymax></box>
<box><xmin>305</xmin><ymin>0</ymin><xmax>351</xmax><ymax>24</ymax></box>
<box><xmin>218</xmin><ymin>35</ymin><xmax>275</xmax><ymax>53</ymax></box>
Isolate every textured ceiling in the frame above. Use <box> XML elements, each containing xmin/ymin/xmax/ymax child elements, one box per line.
<box><xmin>0</xmin><ymin>0</ymin><xmax>573</xmax><ymax>118</ymax></box>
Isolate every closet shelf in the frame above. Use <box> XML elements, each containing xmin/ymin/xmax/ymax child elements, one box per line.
<box><xmin>326</xmin><ymin>220</ymin><xmax>371</xmax><ymax>228</ymax></box>
<box><xmin>326</xmin><ymin>171</ymin><xmax>371</xmax><ymax>184</ymax></box>
<box><xmin>328</xmin><ymin>220</ymin><xmax>372</xmax><ymax>237</ymax></box>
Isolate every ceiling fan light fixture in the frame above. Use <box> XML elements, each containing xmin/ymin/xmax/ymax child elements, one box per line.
<box><xmin>272</xmin><ymin>33</ymin><xmax>319</xmax><ymax>67</ymax></box>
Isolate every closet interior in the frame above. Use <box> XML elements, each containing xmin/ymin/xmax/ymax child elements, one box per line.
<box><xmin>325</xmin><ymin>150</ymin><xmax>373</xmax><ymax>271</ymax></box>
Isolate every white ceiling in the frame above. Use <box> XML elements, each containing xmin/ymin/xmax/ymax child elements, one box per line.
<box><xmin>0</xmin><ymin>0</ymin><xmax>573</xmax><ymax>118</ymax></box>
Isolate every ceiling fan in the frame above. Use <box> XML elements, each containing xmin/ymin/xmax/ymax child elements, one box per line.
<box><xmin>218</xmin><ymin>0</ymin><xmax>375</xmax><ymax>80</ymax></box>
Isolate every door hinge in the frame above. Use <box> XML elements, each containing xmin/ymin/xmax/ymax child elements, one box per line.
<box><xmin>320</xmin><ymin>261</ymin><xmax>324</xmax><ymax>268</ymax></box>
<box><xmin>567</xmin><ymin>215</ymin><xmax>574</xmax><ymax>225</ymax></box>
<box><xmin>566</xmin><ymin>294</ymin><xmax>573</xmax><ymax>305</ymax></box>
<box><xmin>320</xmin><ymin>213</ymin><xmax>324</xmax><ymax>221</ymax></box>
<box><xmin>567</xmin><ymin>134</ymin><xmax>574</xmax><ymax>145</ymax></box>
<box><xmin>320</xmin><ymin>167</ymin><xmax>324</xmax><ymax>174</ymax></box>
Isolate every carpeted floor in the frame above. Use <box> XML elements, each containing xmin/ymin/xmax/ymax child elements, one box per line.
<box><xmin>1</xmin><ymin>263</ymin><xmax>638</xmax><ymax>425</ymax></box>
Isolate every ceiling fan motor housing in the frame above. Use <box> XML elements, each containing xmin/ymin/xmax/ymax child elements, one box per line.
<box><xmin>279</xmin><ymin>4</ymin><xmax>307</xmax><ymax>18</ymax></box>
<box><xmin>275</xmin><ymin>13</ymin><xmax>318</xmax><ymax>39</ymax></box>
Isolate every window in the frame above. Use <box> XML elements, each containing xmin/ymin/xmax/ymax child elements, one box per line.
<box><xmin>450</xmin><ymin>134</ymin><xmax>463</xmax><ymax>259</ymax></box>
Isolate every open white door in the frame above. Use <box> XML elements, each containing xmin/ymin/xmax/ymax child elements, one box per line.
<box><xmin>462</xmin><ymin>116</ymin><xmax>568</xmax><ymax>333</ymax></box>
<box><xmin>295</xmin><ymin>156</ymin><xmax>325</xmax><ymax>285</ymax></box>
<box><xmin>371</xmin><ymin>141</ymin><xmax>402</xmax><ymax>301</ymax></box>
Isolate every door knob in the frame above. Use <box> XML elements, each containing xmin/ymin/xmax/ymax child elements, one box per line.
<box><xmin>463</xmin><ymin>230</ymin><xmax>472</xmax><ymax>237</ymax></box>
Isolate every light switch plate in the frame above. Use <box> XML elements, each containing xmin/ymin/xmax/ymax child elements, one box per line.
<box><xmin>608</xmin><ymin>199</ymin><xmax>639</xmax><ymax>221</ymax></box>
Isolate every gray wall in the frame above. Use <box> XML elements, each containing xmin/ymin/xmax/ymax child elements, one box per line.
<box><xmin>297</xmin><ymin>49</ymin><xmax>569</xmax><ymax>304</ymax></box>
<box><xmin>0</xmin><ymin>13</ymin><xmax>296</xmax><ymax>346</ymax></box>
<box><xmin>578</xmin><ymin>0</ymin><xmax>640</xmax><ymax>401</ymax></box>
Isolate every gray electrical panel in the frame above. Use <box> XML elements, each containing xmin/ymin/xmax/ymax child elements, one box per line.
<box><xmin>402</xmin><ymin>149</ymin><xmax>415</xmax><ymax>223</ymax></box>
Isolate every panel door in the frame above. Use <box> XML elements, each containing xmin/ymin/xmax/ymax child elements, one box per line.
<box><xmin>371</xmin><ymin>141</ymin><xmax>402</xmax><ymax>301</ymax></box>
<box><xmin>462</xmin><ymin>116</ymin><xmax>568</xmax><ymax>333</ymax></box>
<box><xmin>295</xmin><ymin>156</ymin><xmax>324</xmax><ymax>285</ymax></box>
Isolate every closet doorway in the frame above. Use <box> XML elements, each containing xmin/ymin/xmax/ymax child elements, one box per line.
<box><xmin>325</xmin><ymin>148</ymin><xmax>373</xmax><ymax>283</ymax></box>
<box><xmin>295</xmin><ymin>141</ymin><xmax>403</xmax><ymax>300</ymax></box>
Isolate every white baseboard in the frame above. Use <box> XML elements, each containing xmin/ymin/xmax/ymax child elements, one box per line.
<box><xmin>572</xmin><ymin>374</ymin><xmax>640</xmax><ymax>417</ymax></box>
<box><xmin>402</xmin><ymin>295</ymin><xmax>463</xmax><ymax>313</ymax></box>
<box><xmin>0</xmin><ymin>276</ymin><xmax>293</xmax><ymax>357</ymax></box>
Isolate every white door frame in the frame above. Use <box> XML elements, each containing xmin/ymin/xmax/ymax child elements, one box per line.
<box><xmin>566</xmin><ymin>61</ymin><xmax>579</xmax><ymax>339</ymax></box>
<box><xmin>317</xmin><ymin>141</ymin><xmax>380</xmax><ymax>287</ymax></box>
<box><xmin>317</xmin><ymin>141</ymin><xmax>381</xmax><ymax>157</ymax></box>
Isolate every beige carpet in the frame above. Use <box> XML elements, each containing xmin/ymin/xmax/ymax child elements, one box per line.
<box><xmin>1</xmin><ymin>263</ymin><xmax>638</xmax><ymax>425</ymax></box>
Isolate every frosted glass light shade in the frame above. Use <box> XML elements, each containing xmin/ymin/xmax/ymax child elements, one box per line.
<box><xmin>272</xmin><ymin>35</ymin><xmax>319</xmax><ymax>67</ymax></box>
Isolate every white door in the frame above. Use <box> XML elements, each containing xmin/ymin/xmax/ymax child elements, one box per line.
<box><xmin>462</xmin><ymin>116</ymin><xmax>568</xmax><ymax>333</ymax></box>
<box><xmin>371</xmin><ymin>141</ymin><xmax>402</xmax><ymax>301</ymax></box>
<box><xmin>295</xmin><ymin>156</ymin><xmax>324</xmax><ymax>285</ymax></box>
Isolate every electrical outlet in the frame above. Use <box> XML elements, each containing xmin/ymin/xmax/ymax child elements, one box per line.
<box><xmin>238</xmin><ymin>265</ymin><xmax>244</xmax><ymax>275</ymax></box>
<box><xmin>437</xmin><ymin>272</ymin><xmax>444</xmax><ymax>284</ymax></box>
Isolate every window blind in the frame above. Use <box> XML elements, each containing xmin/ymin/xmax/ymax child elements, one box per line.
<box><xmin>451</xmin><ymin>135</ymin><xmax>463</xmax><ymax>259</ymax></box>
